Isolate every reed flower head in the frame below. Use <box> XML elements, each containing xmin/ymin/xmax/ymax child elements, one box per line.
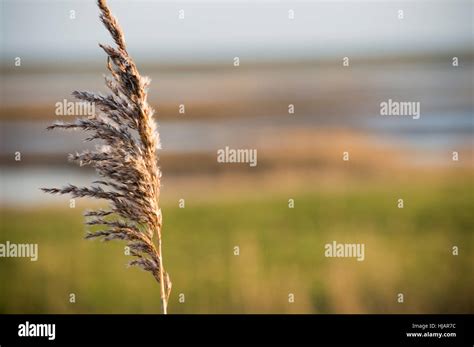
<box><xmin>42</xmin><ymin>0</ymin><xmax>171</xmax><ymax>313</ymax></box>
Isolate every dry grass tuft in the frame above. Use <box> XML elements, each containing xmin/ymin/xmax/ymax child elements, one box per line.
<box><xmin>42</xmin><ymin>0</ymin><xmax>171</xmax><ymax>313</ymax></box>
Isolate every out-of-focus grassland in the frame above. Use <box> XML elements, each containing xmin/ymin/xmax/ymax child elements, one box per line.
<box><xmin>0</xmin><ymin>172</ymin><xmax>472</xmax><ymax>313</ymax></box>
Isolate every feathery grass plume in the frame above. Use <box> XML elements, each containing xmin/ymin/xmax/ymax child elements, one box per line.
<box><xmin>42</xmin><ymin>0</ymin><xmax>171</xmax><ymax>314</ymax></box>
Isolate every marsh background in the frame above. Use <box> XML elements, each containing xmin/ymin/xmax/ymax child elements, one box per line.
<box><xmin>0</xmin><ymin>0</ymin><xmax>473</xmax><ymax>313</ymax></box>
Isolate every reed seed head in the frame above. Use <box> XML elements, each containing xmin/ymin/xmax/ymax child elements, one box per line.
<box><xmin>42</xmin><ymin>0</ymin><xmax>171</xmax><ymax>312</ymax></box>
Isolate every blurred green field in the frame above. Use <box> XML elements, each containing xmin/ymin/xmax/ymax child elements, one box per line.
<box><xmin>0</xmin><ymin>175</ymin><xmax>473</xmax><ymax>314</ymax></box>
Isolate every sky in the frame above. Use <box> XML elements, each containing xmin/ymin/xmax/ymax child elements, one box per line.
<box><xmin>1</xmin><ymin>0</ymin><xmax>473</xmax><ymax>63</ymax></box>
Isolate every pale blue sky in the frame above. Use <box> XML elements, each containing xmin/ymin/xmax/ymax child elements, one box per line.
<box><xmin>1</xmin><ymin>0</ymin><xmax>473</xmax><ymax>63</ymax></box>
